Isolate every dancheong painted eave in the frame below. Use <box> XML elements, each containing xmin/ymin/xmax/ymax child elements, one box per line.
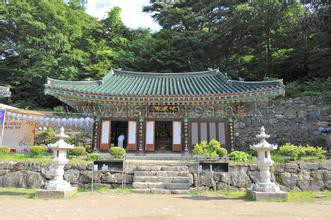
<box><xmin>44</xmin><ymin>69</ymin><xmax>285</xmax><ymax>102</ymax></box>
<box><xmin>0</xmin><ymin>86</ymin><xmax>11</xmax><ymax>98</ymax></box>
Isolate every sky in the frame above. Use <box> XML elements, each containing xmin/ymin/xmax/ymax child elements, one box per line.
<box><xmin>85</xmin><ymin>0</ymin><xmax>161</xmax><ymax>31</ymax></box>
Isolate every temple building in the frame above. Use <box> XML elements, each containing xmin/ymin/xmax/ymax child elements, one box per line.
<box><xmin>44</xmin><ymin>69</ymin><xmax>285</xmax><ymax>153</ymax></box>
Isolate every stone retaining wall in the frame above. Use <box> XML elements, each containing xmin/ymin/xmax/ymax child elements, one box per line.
<box><xmin>0</xmin><ymin>161</ymin><xmax>330</xmax><ymax>192</ymax></box>
<box><xmin>234</xmin><ymin>96</ymin><xmax>331</xmax><ymax>149</ymax></box>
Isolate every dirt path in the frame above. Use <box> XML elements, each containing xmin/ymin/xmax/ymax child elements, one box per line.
<box><xmin>0</xmin><ymin>193</ymin><xmax>330</xmax><ymax>220</ymax></box>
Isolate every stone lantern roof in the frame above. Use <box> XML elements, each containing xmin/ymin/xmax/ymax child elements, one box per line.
<box><xmin>48</xmin><ymin>127</ymin><xmax>74</xmax><ymax>150</ymax></box>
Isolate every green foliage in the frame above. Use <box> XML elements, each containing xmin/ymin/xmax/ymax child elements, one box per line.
<box><xmin>0</xmin><ymin>146</ymin><xmax>10</xmax><ymax>154</ymax></box>
<box><xmin>109</xmin><ymin>147</ymin><xmax>126</xmax><ymax>159</ymax></box>
<box><xmin>229</xmin><ymin>151</ymin><xmax>250</xmax><ymax>162</ymax></box>
<box><xmin>69</xmin><ymin>146</ymin><xmax>86</xmax><ymax>157</ymax></box>
<box><xmin>86</xmin><ymin>152</ymin><xmax>101</xmax><ymax>161</ymax></box>
<box><xmin>35</xmin><ymin>128</ymin><xmax>56</xmax><ymax>146</ymax></box>
<box><xmin>30</xmin><ymin>145</ymin><xmax>48</xmax><ymax>157</ymax></box>
<box><xmin>0</xmin><ymin>0</ymin><xmax>330</xmax><ymax>109</ymax></box>
<box><xmin>192</xmin><ymin>139</ymin><xmax>227</xmax><ymax>158</ymax></box>
<box><xmin>279</xmin><ymin>143</ymin><xmax>325</xmax><ymax>160</ymax></box>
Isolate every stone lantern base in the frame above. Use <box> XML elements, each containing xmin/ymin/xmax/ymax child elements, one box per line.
<box><xmin>36</xmin><ymin>187</ymin><xmax>77</xmax><ymax>199</ymax></box>
<box><xmin>247</xmin><ymin>190</ymin><xmax>288</xmax><ymax>201</ymax></box>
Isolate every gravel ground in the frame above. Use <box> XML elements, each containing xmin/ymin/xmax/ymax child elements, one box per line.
<box><xmin>0</xmin><ymin>193</ymin><xmax>331</xmax><ymax>220</ymax></box>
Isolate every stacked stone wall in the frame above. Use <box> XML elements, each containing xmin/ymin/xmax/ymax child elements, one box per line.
<box><xmin>234</xmin><ymin>96</ymin><xmax>331</xmax><ymax>149</ymax></box>
<box><xmin>0</xmin><ymin>161</ymin><xmax>330</xmax><ymax>192</ymax></box>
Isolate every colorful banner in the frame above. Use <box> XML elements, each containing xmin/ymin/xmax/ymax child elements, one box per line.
<box><xmin>0</xmin><ymin>108</ymin><xmax>6</xmax><ymax>146</ymax></box>
<box><xmin>0</xmin><ymin>109</ymin><xmax>5</xmax><ymax>127</ymax></box>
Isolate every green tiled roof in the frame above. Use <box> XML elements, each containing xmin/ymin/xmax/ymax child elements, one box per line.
<box><xmin>45</xmin><ymin>69</ymin><xmax>284</xmax><ymax>99</ymax></box>
<box><xmin>0</xmin><ymin>86</ymin><xmax>11</xmax><ymax>98</ymax></box>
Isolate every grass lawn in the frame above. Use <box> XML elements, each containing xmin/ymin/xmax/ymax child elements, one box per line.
<box><xmin>191</xmin><ymin>189</ymin><xmax>331</xmax><ymax>202</ymax></box>
<box><xmin>1</xmin><ymin>187</ymin><xmax>330</xmax><ymax>202</ymax></box>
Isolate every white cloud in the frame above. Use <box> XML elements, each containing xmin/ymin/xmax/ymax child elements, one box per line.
<box><xmin>85</xmin><ymin>0</ymin><xmax>161</xmax><ymax>31</ymax></box>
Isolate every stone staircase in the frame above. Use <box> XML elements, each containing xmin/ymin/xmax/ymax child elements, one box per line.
<box><xmin>132</xmin><ymin>165</ymin><xmax>191</xmax><ymax>194</ymax></box>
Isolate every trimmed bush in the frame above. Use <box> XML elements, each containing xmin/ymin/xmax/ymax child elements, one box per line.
<box><xmin>279</xmin><ymin>143</ymin><xmax>303</xmax><ymax>160</ymax></box>
<box><xmin>69</xmin><ymin>146</ymin><xmax>86</xmax><ymax>157</ymax></box>
<box><xmin>229</xmin><ymin>151</ymin><xmax>249</xmax><ymax>162</ymax></box>
<box><xmin>30</xmin><ymin>145</ymin><xmax>48</xmax><ymax>156</ymax></box>
<box><xmin>302</xmin><ymin>145</ymin><xmax>324</xmax><ymax>158</ymax></box>
<box><xmin>0</xmin><ymin>146</ymin><xmax>10</xmax><ymax>154</ymax></box>
<box><xmin>279</xmin><ymin>143</ymin><xmax>325</xmax><ymax>160</ymax></box>
<box><xmin>192</xmin><ymin>139</ymin><xmax>227</xmax><ymax>158</ymax></box>
<box><xmin>109</xmin><ymin>147</ymin><xmax>126</xmax><ymax>159</ymax></box>
<box><xmin>86</xmin><ymin>152</ymin><xmax>101</xmax><ymax>161</ymax></box>
<box><xmin>216</xmin><ymin>147</ymin><xmax>228</xmax><ymax>158</ymax></box>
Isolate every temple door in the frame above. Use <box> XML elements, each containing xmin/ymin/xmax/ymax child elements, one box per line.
<box><xmin>172</xmin><ymin>121</ymin><xmax>182</xmax><ymax>152</ymax></box>
<box><xmin>127</xmin><ymin>121</ymin><xmax>137</xmax><ymax>151</ymax></box>
<box><xmin>145</xmin><ymin>121</ymin><xmax>155</xmax><ymax>151</ymax></box>
<box><xmin>100</xmin><ymin>120</ymin><xmax>111</xmax><ymax>151</ymax></box>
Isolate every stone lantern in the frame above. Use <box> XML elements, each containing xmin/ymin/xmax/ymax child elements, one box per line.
<box><xmin>247</xmin><ymin>126</ymin><xmax>288</xmax><ymax>200</ymax></box>
<box><xmin>37</xmin><ymin>127</ymin><xmax>77</xmax><ymax>198</ymax></box>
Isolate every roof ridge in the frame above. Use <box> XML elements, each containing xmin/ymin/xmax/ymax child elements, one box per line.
<box><xmin>47</xmin><ymin>77</ymin><xmax>98</xmax><ymax>86</ymax></box>
<box><xmin>111</xmin><ymin>69</ymin><xmax>219</xmax><ymax>78</ymax></box>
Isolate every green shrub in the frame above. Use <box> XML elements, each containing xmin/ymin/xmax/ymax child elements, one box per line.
<box><xmin>302</xmin><ymin>145</ymin><xmax>325</xmax><ymax>159</ymax></box>
<box><xmin>30</xmin><ymin>145</ymin><xmax>48</xmax><ymax>156</ymax></box>
<box><xmin>279</xmin><ymin>143</ymin><xmax>325</xmax><ymax>160</ymax></box>
<box><xmin>69</xmin><ymin>146</ymin><xmax>86</xmax><ymax>157</ymax></box>
<box><xmin>216</xmin><ymin>147</ymin><xmax>228</xmax><ymax>158</ymax></box>
<box><xmin>192</xmin><ymin>139</ymin><xmax>227</xmax><ymax>158</ymax></box>
<box><xmin>86</xmin><ymin>152</ymin><xmax>101</xmax><ymax>161</ymax></box>
<box><xmin>229</xmin><ymin>151</ymin><xmax>250</xmax><ymax>162</ymax></box>
<box><xmin>109</xmin><ymin>147</ymin><xmax>126</xmax><ymax>159</ymax></box>
<box><xmin>0</xmin><ymin>146</ymin><xmax>10</xmax><ymax>154</ymax></box>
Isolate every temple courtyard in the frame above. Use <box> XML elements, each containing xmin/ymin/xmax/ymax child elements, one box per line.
<box><xmin>0</xmin><ymin>190</ymin><xmax>330</xmax><ymax>220</ymax></box>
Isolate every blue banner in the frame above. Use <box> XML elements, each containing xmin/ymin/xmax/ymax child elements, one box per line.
<box><xmin>0</xmin><ymin>109</ymin><xmax>5</xmax><ymax>127</ymax></box>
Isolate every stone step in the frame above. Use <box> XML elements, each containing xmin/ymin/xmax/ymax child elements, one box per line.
<box><xmin>133</xmin><ymin>176</ymin><xmax>189</xmax><ymax>183</ymax></box>
<box><xmin>133</xmin><ymin>182</ymin><xmax>190</xmax><ymax>190</ymax></box>
<box><xmin>135</xmin><ymin>165</ymin><xmax>188</xmax><ymax>172</ymax></box>
<box><xmin>132</xmin><ymin>182</ymin><xmax>165</xmax><ymax>189</ymax></box>
<box><xmin>133</xmin><ymin>188</ymin><xmax>190</xmax><ymax>194</ymax></box>
<box><xmin>134</xmin><ymin>170</ymin><xmax>190</xmax><ymax>177</ymax></box>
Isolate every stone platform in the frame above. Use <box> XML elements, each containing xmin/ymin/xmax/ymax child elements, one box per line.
<box><xmin>36</xmin><ymin>187</ymin><xmax>77</xmax><ymax>199</ymax></box>
<box><xmin>247</xmin><ymin>190</ymin><xmax>288</xmax><ymax>201</ymax></box>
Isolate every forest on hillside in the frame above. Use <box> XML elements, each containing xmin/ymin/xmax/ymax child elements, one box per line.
<box><xmin>0</xmin><ymin>0</ymin><xmax>330</xmax><ymax>109</ymax></box>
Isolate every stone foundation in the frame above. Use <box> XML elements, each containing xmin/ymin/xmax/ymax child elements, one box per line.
<box><xmin>0</xmin><ymin>161</ymin><xmax>331</xmax><ymax>191</ymax></box>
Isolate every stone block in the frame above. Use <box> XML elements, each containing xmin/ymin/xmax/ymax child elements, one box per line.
<box><xmin>285</xmin><ymin>163</ymin><xmax>298</xmax><ymax>172</ymax></box>
<box><xmin>136</xmin><ymin>166</ymin><xmax>161</xmax><ymax>171</ymax></box>
<box><xmin>308</xmin><ymin>181</ymin><xmax>324</xmax><ymax>191</ymax></box>
<box><xmin>299</xmin><ymin>163</ymin><xmax>319</xmax><ymax>170</ymax></box>
<box><xmin>64</xmin><ymin>169</ymin><xmax>80</xmax><ymax>184</ymax></box>
<box><xmin>0</xmin><ymin>162</ymin><xmax>14</xmax><ymax>170</ymax></box>
<box><xmin>0</xmin><ymin>171</ymin><xmax>44</xmax><ymax>188</ymax></box>
<box><xmin>249</xmin><ymin>164</ymin><xmax>257</xmax><ymax>171</ymax></box>
<box><xmin>78</xmin><ymin>171</ymin><xmax>101</xmax><ymax>183</ymax></box>
<box><xmin>325</xmin><ymin>181</ymin><xmax>331</xmax><ymax>189</ymax></box>
<box><xmin>161</xmin><ymin>166</ymin><xmax>188</xmax><ymax>171</ymax></box>
<box><xmin>323</xmin><ymin>171</ymin><xmax>331</xmax><ymax>181</ymax></box>
<box><xmin>279</xmin><ymin>172</ymin><xmax>297</xmax><ymax>187</ymax></box>
<box><xmin>319</xmin><ymin>163</ymin><xmax>331</xmax><ymax>170</ymax></box>
<box><xmin>247</xmin><ymin>190</ymin><xmax>288</xmax><ymax>201</ymax></box>
<box><xmin>36</xmin><ymin>187</ymin><xmax>77</xmax><ymax>199</ymax></box>
<box><xmin>166</xmin><ymin>182</ymin><xmax>190</xmax><ymax>190</ymax></box>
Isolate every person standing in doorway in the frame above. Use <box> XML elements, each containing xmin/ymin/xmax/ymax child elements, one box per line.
<box><xmin>117</xmin><ymin>134</ymin><xmax>125</xmax><ymax>148</ymax></box>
